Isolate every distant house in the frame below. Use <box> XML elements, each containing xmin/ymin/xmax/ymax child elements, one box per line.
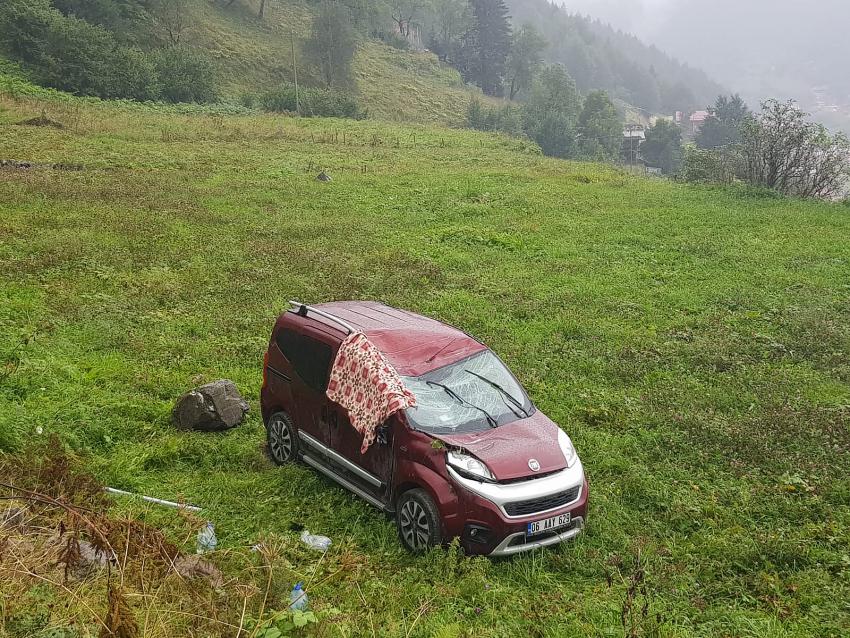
<box><xmin>689</xmin><ymin>110</ymin><xmax>710</xmax><ymax>134</ymax></box>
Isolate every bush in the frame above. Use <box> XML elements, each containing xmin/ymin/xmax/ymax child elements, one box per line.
<box><xmin>739</xmin><ymin>100</ymin><xmax>850</xmax><ymax>200</ymax></box>
<box><xmin>466</xmin><ymin>97</ymin><xmax>523</xmax><ymax>137</ymax></box>
<box><xmin>151</xmin><ymin>46</ymin><xmax>218</xmax><ymax>103</ymax></box>
<box><xmin>107</xmin><ymin>46</ymin><xmax>161</xmax><ymax>101</ymax></box>
<box><xmin>0</xmin><ymin>0</ymin><xmax>55</xmax><ymax>69</ymax></box>
<box><xmin>260</xmin><ymin>84</ymin><xmax>363</xmax><ymax>119</ymax></box>
<box><xmin>238</xmin><ymin>92</ymin><xmax>258</xmax><ymax>109</ymax></box>
<box><xmin>375</xmin><ymin>30</ymin><xmax>410</xmax><ymax>51</ymax></box>
<box><xmin>682</xmin><ymin>146</ymin><xmax>739</xmax><ymax>185</ymax></box>
<box><xmin>0</xmin><ymin>0</ymin><xmax>162</xmax><ymax>101</ymax></box>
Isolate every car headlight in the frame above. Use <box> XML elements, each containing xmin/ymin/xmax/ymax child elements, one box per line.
<box><xmin>557</xmin><ymin>429</ymin><xmax>578</xmax><ymax>467</ymax></box>
<box><xmin>446</xmin><ymin>450</ymin><xmax>494</xmax><ymax>482</ymax></box>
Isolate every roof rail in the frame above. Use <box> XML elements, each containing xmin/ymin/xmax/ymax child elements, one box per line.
<box><xmin>288</xmin><ymin>300</ymin><xmax>357</xmax><ymax>335</ymax></box>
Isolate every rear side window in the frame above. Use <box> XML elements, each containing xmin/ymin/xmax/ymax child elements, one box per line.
<box><xmin>275</xmin><ymin>329</ymin><xmax>333</xmax><ymax>391</ymax></box>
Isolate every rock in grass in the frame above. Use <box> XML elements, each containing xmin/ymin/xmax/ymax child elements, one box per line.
<box><xmin>172</xmin><ymin>380</ymin><xmax>249</xmax><ymax>432</ymax></box>
<box><xmin>316</xmin><ymin>170</ymin><xmax>332</xmax><ymax>182</ymax></box>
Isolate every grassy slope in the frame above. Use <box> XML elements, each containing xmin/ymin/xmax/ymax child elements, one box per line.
<box><xmin>0</xmin><ymin>0</ymin><xmax>488</xmax><ymax>126</ymax></box>
<box><xmin>183</xmin><ymin>0</ymin><xmax>488</xmax><ymax>125</ymax></box>
<box><xmin>1</xmin><ymin>90</ymin><xmax>849</xmax><ymax>637</ymax></box>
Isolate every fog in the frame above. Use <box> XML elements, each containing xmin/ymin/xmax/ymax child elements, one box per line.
<box><xmin>562</xmin><ymin>0</ymin><xmax>850</xmax><ymax>130</ymax></box>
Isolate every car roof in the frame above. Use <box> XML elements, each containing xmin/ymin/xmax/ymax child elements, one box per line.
<box><xmin>296</xmin><ymin>301</ymin><xmax>487</xmax><ymax>377</ymax></box>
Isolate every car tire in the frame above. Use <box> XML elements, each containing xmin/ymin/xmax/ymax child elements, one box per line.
<box><xmin>396</xmin><ymin>489</ymin><xmax>442</xmax><ymax>553</ymax></box>
<box><xmin>267</xmin><ymin>411</ymin><xmax>298</xmax><ymax>465</ymax></box>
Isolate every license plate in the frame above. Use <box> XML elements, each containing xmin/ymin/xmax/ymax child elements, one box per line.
<box><xmin>527</xmin><ymin>512</ymin><xmax>571</xmax><ymax>537</ymax></box>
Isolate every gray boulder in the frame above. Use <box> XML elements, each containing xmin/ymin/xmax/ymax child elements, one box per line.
<box><xmin>172</xmin><ymin>380</ymin><xmax>249</xmax><ymax>432</ymax></box>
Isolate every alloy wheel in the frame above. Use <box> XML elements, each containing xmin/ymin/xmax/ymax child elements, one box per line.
<box><xmin>399</xmin><ymin>499</ymin><xmax>431</xmax><ymax>551</ymax></box>
<box><xmin>268</xmin><ymin>415</ymin><xmax>293</xmax><ymax>464</ymax></box>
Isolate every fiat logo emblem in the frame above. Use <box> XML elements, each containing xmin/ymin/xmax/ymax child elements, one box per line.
<box><xmin>528</xmin><ymin>459</ymin><xmax>541</xmax><ymax>472</ymax></box>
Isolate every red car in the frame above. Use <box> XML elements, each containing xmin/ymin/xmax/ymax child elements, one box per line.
<box><xmin>260</xmin><ymin>301</ymin><xmax>588</xmax><ymax>556</ymax></box>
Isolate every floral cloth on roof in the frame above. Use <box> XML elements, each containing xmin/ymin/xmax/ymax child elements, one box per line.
<box><xmin>326</xmin><ymin>332</ymin><xmax>417</xmax><ymax>453</ymax></box>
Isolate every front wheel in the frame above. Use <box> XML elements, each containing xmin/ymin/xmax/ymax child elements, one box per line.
<box><xmin>267</xmin><ymin>412</ymin><xmax>298</xmax><ymax>465</ymax></box>
<box><xmin>396</xmin><ymin>489</ymin><xmax>442</xmax><ymax>553</ymax></box>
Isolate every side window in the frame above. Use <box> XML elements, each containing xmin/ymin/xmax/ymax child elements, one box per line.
<box><xmin>275</xmin><ymin>329</ymin><xmax>333</xmax><ymax>392</ymax></box>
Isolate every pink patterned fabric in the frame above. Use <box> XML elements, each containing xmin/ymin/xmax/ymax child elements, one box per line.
<box><xmin>326</xmin><ymin>332</ymin><xmax>417</xmax><ymax>453</ymax></box>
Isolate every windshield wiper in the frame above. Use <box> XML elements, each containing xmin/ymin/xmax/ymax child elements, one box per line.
<box><xmin>463</xmin><ymin>369</ymin><xmax>530</xmax><ymax>417</ymax></box>
<box><xmin>426</xmin><ymin>380</ymin><xmax>499</xmax><ymax>428</ymax></box>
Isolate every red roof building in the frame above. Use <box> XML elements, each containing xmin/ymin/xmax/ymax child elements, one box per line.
<box><xmin>689</xmin><ymin>110</ymin><xmax>711</xmax><ymax>134</ymax></box>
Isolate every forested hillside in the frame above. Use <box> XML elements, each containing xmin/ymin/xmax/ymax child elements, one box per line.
<box><xmin>0</xmin><ymin>0</ymin><xmax>487</xmax><ymax>125</ymax></box>
<box><xmin>0</xmin><ymin>0</ymin><xmax>722</xmax><ymax>124</ymax></box>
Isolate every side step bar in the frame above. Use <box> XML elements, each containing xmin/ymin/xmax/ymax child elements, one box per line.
<box><xmin>301</xmin><ymin>454</ymin><xmax>391</xmax><ymax>512</ymax></box>
<box><xmin>298</xmin><ymin>430</ymin><xmax>384</xmax><ymax>489</ymax></box>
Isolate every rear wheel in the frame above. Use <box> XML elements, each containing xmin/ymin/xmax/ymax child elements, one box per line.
<box><xmin>267</xmin><ymin>412</ymin><xmax>297</xmax><ymax>465</ymax></box>
<box><xmin>396</xmin><ymin>489</ymin><xmax>442</xmax><ymax>553</ymax></box>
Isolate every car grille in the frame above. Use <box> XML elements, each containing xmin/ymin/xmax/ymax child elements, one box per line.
<box><xmin>503</xmin><ymin>485</ymin><xmax>581</xmax><ymax>517</ymax></box>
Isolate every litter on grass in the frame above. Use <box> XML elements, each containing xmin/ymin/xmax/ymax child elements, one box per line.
<box><xmin>300</xmin><ymin>529</ymin><xmax>332</xmax><ymax>551</ymax></box>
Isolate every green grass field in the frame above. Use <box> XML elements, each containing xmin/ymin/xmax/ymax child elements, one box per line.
<box><xmin>1</xmin><ymin>90</ymin><xmax>849</xmax><ymax>637</ymax></box>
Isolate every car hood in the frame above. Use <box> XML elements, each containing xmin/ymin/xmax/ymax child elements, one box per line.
<box><xmin>433</xmin><ymin>411</ymin><xmax>568</xmax><ymax>481</ymax></box>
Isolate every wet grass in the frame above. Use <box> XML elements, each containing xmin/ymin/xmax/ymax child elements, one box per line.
<box><xmin>0</xmin><ymin>93</ymin><xmax>849</xmax><ymax>637</ymax></box>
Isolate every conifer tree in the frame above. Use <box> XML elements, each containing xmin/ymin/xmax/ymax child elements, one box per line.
<box><xmin>468</xmin><ymin>0</ymin><xmax>511</xmax><ymax>96</ymax></box>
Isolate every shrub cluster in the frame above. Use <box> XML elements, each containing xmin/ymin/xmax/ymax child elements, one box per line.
<box><xmin>374</xmin><ymin>30</ymin><xmax>411</xmax><ymax>51</ymax></box>
<box><xmin>466</xmin><ymin>97</ymin><xmax>524</xmax><ymax>137</ymax></box>
<box><xmin>682</xmin><ymin>99</ymin><xmax>850</xmax><ymax>200</ymax></box>
<box><xmin>259</xmin><ymin>84</ymin><xmax>364</xmax><ymax>119</ymax></box>
<box><xmin>0</xmin><ymin>0</ymin><xmax>217</xmax><ymax>103</ymax></box>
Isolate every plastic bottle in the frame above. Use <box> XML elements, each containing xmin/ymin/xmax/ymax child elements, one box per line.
<box><xmin>300</xmin><ymin>529</ymin><xmax>331</xmax><ymax>551</ymax></box>
<box><xmin>289</xmin><ymin>582</ymin><xmax>308</xmax><ymax>611</ymax></box>
<box><xmin>196</xmin><ymin>521</ymin><xmax>218</xmax><ymax>554</ymax></box>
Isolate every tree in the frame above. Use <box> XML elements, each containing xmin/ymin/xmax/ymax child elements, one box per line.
<box><xmin>109</xmin><ymin>46</ymin><xmax>161</xmax><ymax>101</ymax></box>
<box><xmin>505</xmin><ymin>23</ymin><xmax>546</xmax><ymax>100</ymax></box>
<box><xmin>468</xmin><ymin>0</ymin><xmax>511</xmax><ymax>96</ymax></box>
<box><xmin>390</xmin><ymin>0</ymin><xmax>422</xmax><ymax>38</ymax></box>
<box><xmin>51</xmin><ymin>0</ymin><xmax>153</xmax><ymax>40</ymax></box>
<box><xmin>577</xmin><ymin>90</ymin><xmax>622</xmax><ymax>161</ymax></box>
<box><xmin>152</xmin><ymin>45</ymin><xmax>217</xmax><ymax>102</ymax></box>
<box><xmin>0</xmin><ymin>0</ymin><xmax>55</xmax><ymax>70</ymax></box>
<box><xmin>150</xmin><ymin>0</ymin><xmax>189</xmax><ymax>45</ymax></box>
<box><xmin>522</xmin><ymin>64</ymin><xmax>581</xmax><ymax>158</ymax></box>
<box><xmin>0</xmin><ymin>0</ymin><xmax>161</xmax><ymax>100</ymax></box>
<box><xmin>428</xmin><ymin>0</ymin><xmax>470</xmax><ymax>63</ymax></box>
<box><xmin>52</xmin><ymin>0</ymin><xmax>125</xmax><ymax>31</ymax></box>
<box><xmin>641</xmin><ymin>119</ymin><xmax>683</xmax><ymax>175</ymax></box>
<box><xmin>304</xmin><ymin>2</ymin><xmax>357</xmax><ymax>89</ymax></box>
<box><xmin>739</xmin><ymin>100</ymin><xmax>850</xmax><ymax>199</ymax></box>
<box><xmin>696</xmin><ymin>94</ymin><xmax>750</xmax><ymax>149</ymax></box>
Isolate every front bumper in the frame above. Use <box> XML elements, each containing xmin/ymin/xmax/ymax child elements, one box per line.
<box><xmin>490</xmin><ymin>517</ymin><xmax>585</xmax><ymax>556</ymax></box>
<box><xmin>446</xmin><ymin>462</ymin><xmax>588</xmax><ymax>556</ymax></box>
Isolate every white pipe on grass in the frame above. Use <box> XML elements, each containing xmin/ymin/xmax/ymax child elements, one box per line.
<box><xmin>104</xmin><ymin>487</ymin><xmax>202</xmax><ymax>512</ymax></box>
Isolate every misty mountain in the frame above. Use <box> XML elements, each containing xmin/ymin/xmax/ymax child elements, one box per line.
<box><xmin>505</xmin><ymin>0</ymin><xmax>725</xmax><ymax>116</ymax></box>
<box><xmin>561</xmin><ymin>0</ymin><xmax>850</xmax><ymax>131</ymax></box>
